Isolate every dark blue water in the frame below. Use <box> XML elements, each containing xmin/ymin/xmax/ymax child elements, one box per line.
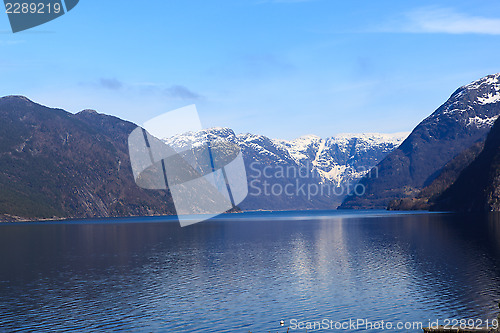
<box><xmin>1</xmin><ymin>210</ymin><xmax>500</xmax><ymax>332</ymax></box>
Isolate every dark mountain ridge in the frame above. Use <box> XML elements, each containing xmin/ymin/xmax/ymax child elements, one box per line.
<box><xmin>340</xmin><ymin>73</ymin><xmax>500</xmax><ymax>209</ymax></box>
<box><xmin>431</xmin><ymin>116</ymin><xmax>500</xmax><ymax>212</ymax></box>
<box><xmin>0</xmin><ymin>95</ymin><xmax>175</xmax><ymax>220</ymax></box>
<box><xmin>387</xmin><ymin>140</ymin><xmax>485</xmax><ymax>210</ymax></box>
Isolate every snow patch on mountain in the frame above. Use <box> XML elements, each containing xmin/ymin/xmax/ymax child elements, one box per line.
<box><xmin>460</xmin><ymin>73</ymin><xmax>500</xmax><ymax>106</ymax></box>
<box><xmin>467</xmin><ymin>115</ymin><xmax>500</xmax><ymax>128</ymax></box>
<box><xmin>477</xmin><ymin>93</ymin><xmax>500</xmax><ymax>105</ymax></box>
<box><xmin>163</xmin><ymin>128</ymin><xmax>409</xmax><ymax>186</ymax></box>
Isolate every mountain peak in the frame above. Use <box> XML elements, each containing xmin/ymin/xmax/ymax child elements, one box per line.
<box><xmin>77</xmin><ymin>109</ymin><xmax>99</xmax><ymax>115</ymax></box>
<box><xmin>296</xmin><ymin>134</ymin><xmax>321</xmax><ymax>140</ymax></box>
<box><xmin>447</xmin><ymin>73</ymin><xmax>500</xmax><ymax>107</ymax></box>
<box><xmin>332</xmin><ymin>132</ymin><xmax>409</xmax><ymax>142</ymax></box>
<box><xmin>0</xmin><ymin>95</ymin><xmax>36</xmax><ymax>105</ymax></box>
<box><xmin>201</xmin><ymin>127</ymin><xmax>236</xmax><ymax>137</ymax></box>
<box><xmin>462</xmin><ymin>73</ymin><xmax>500</xmax><ymax>91</ymax></box>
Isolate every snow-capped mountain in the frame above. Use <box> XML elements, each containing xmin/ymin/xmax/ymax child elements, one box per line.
<box><xmin>426</xmin><ymin>73</ymin><xmax>500</xmax><ymax>129</ymax></box>
<box><xmin>164</xmin><ymin>128</ymin><xmax>407</xmax><ymax>210</ymax></box>
<box><xmin>274</xmin><ymin>132</ymin><xmax>408</xmax><ymax>184</ymax></box>
<box><xmin>165</xmin><ymin>128</ymin><xmax>407</xmax><ymax>185</ymax></box>
<box><xmin>341</xmin><ymin>73</ymin><xmax>500</xmax><ymax>209</ymax></box>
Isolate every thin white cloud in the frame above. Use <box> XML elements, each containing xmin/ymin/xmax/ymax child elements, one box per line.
<box><xmin>164</xmin><ymin>85</ymin><xmax>201</xmax><ymax>100</ymax></box>
<box><xmin>383</xmin><ymin>7</ymin><xmax>500</xmax><ymax>35</ymax></box>
<box><xmin>0</xmin><ymin>40</ymin><xmax>24</xmax><ymax>45</ymax></box>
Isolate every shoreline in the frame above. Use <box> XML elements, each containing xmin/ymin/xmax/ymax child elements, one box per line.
<box><xmin>0</xmin><ymin>209</ymin><xmax>442</xmax><ymax>225</ymax></box>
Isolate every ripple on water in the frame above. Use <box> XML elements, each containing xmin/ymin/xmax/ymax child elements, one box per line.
<box><xmin>0</xmin><ymin>212</ymin><xmax>500</xmax><ymax>332</ymax></box>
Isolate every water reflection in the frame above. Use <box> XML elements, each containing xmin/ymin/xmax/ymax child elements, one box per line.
<box><xmin>0</xmin><ymin>212</ymin><xmax>500</xmax><ymax>332</ymax></box>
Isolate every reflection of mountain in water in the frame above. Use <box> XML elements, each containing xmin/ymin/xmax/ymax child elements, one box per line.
<box><xmin>0</xmin><ymin>212</ymin><xmax>500</xmax><ymax>331</ymax></box>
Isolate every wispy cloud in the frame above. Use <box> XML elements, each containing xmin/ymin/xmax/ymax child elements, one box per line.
<box><xmin>382</xmin><ymin>7</ymin><xmax>500</xmax><ymax>35</ymax></box>
<box><xmin>0</xmin><ymin>40</ymin><xmax>25</xmax><ymax>45</ymax></box>
<box><xmin>92</xmin><ymin>79</ymin><xmax>202</xmax><ymax>100</ymax></box>
<box><xmin>239</xmin><ymin>53</ymin><xmax>295</xmax><ymax>77</ymax></box>
<box><xmin>99</xmin><ymin>78</ymin><xmax>123</xmax><ymax>90</ymax></box>
<box><xmin>164</xmin><ymin>85</ymin><xmax>201</xmax><ymax>100</ymax></box>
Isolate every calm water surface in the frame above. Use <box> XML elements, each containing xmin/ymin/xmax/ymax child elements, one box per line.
<box><xmin>1</xmin><ymin>210</ymin><xmax>500</xmax><ymax>332</ymax></box>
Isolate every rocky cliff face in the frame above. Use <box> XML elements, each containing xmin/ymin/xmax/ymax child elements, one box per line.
<box><xmin>340</xmin><ymin>73</ymin><xmax>500</xmax><ymax>209</ymax></box>
<box><xmin>387</xmin><ymin>141</ymin><xmax>484</xmax><ymax>210</ymax></box>
<box><xmin>0</xmin><ymin>96</ymin><xmax>175</xmax><ymax>220</ymax></box>
<box><xmin>431</xmin><ymin>116</ymin><xmax>500</xmax><ymax>212</ymax></box>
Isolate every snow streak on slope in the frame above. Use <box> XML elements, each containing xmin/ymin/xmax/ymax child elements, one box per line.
<box><xmin>164</xmin><ymin>128</ymin><xmax>408</xmax><ymax>186</ymax></box>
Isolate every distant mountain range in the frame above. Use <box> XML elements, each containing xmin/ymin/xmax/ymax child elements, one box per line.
<box><xmin>340</xmin><ymin>73</ymin><xmax>500</xmax><ymax>209</ymax></box>
<box><xmin>165</xmin><ymin>129</ymin><xmax>407</xmax><ymax>210</ymax></box>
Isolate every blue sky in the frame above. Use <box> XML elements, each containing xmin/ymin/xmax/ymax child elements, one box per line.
<box><xmin>1</xmin><ymin>0</ymin><xmax>500</xmax><ymax>139</ymax></box>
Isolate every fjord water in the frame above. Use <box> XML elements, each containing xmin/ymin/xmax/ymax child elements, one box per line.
<box><xmin>1</xmin><ymin>211</ymin><xmax>500</xmax><ymax>332</ymax></box>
